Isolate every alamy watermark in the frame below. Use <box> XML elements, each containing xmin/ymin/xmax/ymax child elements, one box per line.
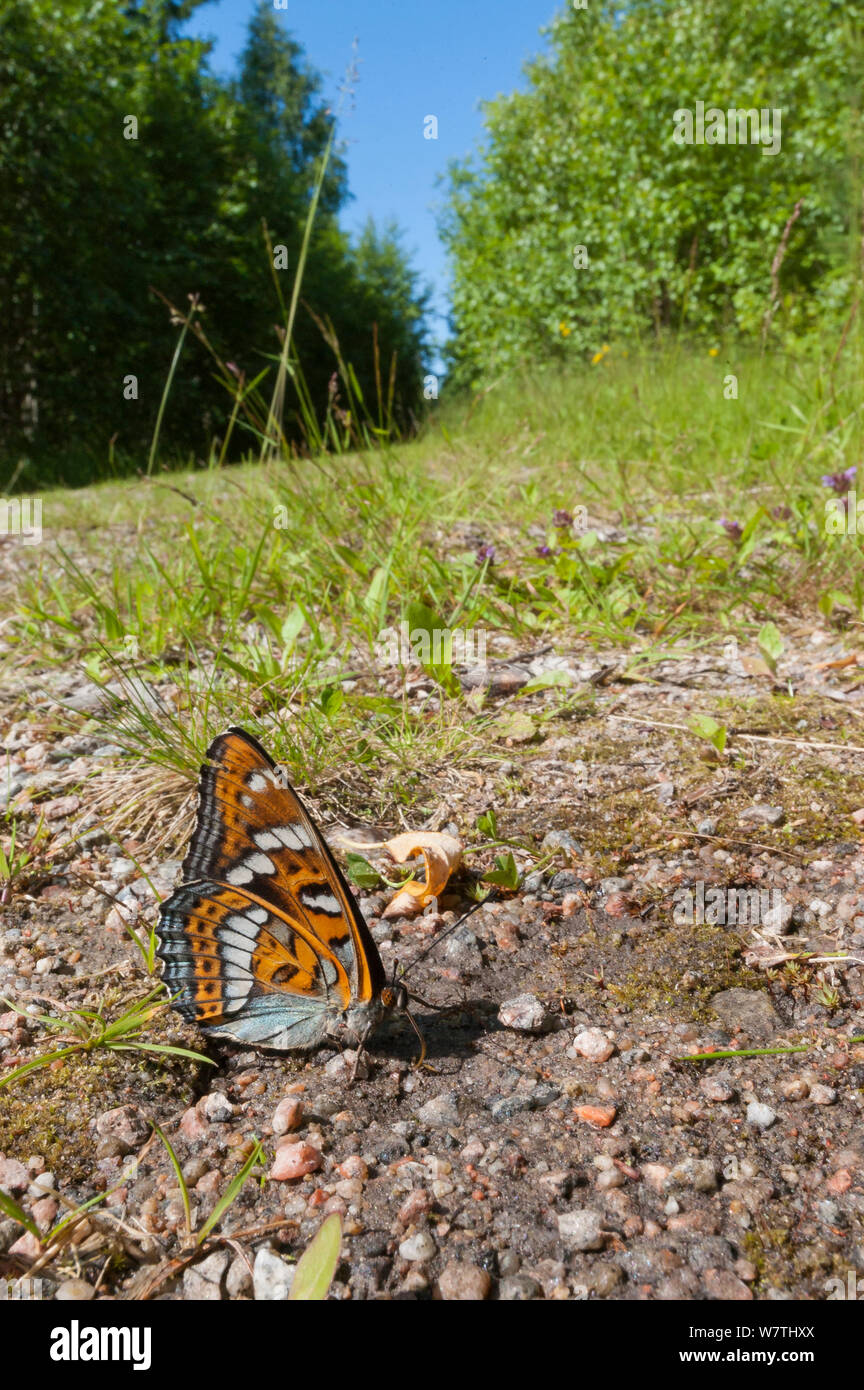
<box><xmin>375</xmin><ymin>621</ymin><xmax>486</xmax><ymax>667</ymax></box>
<box><xmin>50</xmin><ymin>1320</ymin><xmax>151</xmax><ymax>1370</ymax></box>
<box><xmin>1</xmin><ymin>1277</ymin><xmax>43</xmax><ymax>1300</ymax></box>
<box><xmin>824</xmin><ymin>490</ymin><xmax>864</xmax><ymax>537</ymax></box>
<box><xmin>673</xmin><ymin>883</ymin><xmax>784</xmax><ymax>926</ymax></box>
<box><xmin>824</xmin><ymin>1270</ymin><xmax>863</xmax><ymax>1300</ymax></box>
<box><xmin>672</xmin><ymin>101</ymin><xmax>781</xmax><ymax>156</ymax></box>
<box><xmin>0</xmin><ymin>496</ymin><xmax>42</xmax><ymax>545</ymax></box>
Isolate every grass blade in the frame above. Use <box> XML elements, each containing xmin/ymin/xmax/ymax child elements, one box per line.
<box><xmin>0</xmin><ymin>1189</ymin><xmax>40</xmax><ymax>1239</ymax></box>
<box><xmin>289</xmin><ymin>1212</ymin><xmax>342</xmax><ymax>1300</ymax></box>
<box><xmin>148</xmin><ymin>1118</ymin><xmax>192</xmax><ymax>1247</ymax></box>
<box><xmin>196</xmin><ymin>1139</ymin><xmax>264</xmax><ymax>1246</ymax></box>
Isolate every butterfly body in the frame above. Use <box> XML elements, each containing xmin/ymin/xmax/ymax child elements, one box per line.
<box><xmin>156</xmin><ymin>728</ymin><xmax>393</xmax><ymax>1053</ymax></box>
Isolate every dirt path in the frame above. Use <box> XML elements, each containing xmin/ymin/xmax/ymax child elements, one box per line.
<box><xmin>2</xmin><ymin>634</ymin><xmax>863</xmax><ymax>1300</ymax></box>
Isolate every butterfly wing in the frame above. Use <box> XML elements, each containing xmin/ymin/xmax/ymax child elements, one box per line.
<box><xmin>156</xmin><ymin>727</ymin><xmax>386</xmax><ymax>1048</ymax></box>
<box><xmin>158</xmin><ymin>880</ymin><xmax>345</xmax><ymax>1048</ymax></box>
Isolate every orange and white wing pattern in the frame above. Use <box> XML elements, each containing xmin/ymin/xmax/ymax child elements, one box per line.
<box><xmin>157</xmin><ymin>728</ymin><xmax>386</xmax><ymax>1050</ymax></box>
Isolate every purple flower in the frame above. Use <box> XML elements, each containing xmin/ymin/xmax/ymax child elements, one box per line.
<box><xmin>553</xmin><ymin>509</ymin><xmax>573</xmax><ymax>528</ymax></box>
<box><xmin>475</xmin><ymin>543</ymin><xmax>495</xmax><ymax>567</ymax></box>
<box><xmin>820</xmin><ymin>466</ymin><xmax>856</xmax><ymax>494</ymax></box>
<box><xmin>535</xmin><ymin>544</ymin><xmax>555</xmax><ymax>558</ymax></box>
<box><xmin>720</xmin><ymin>517</ymin><xmax>743</xmax><ymax>541</ymax></box>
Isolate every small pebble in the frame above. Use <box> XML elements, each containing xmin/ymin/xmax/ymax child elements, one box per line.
<box><xmin>336</xmin><ymin>1155</ymin><xmax>368</xmax><ymax>1181</ymax></box>
<box><xmin>183</xmin><ymin>1250</ymin><xmax>229</xmax><ymax>1300</ymax></box>
<box><xmin>227</xmin><ymin>1256</ymin><xmax>254</xmax><ymax>1298</ymax></box>
<box><xmin>398</xmin><ymin>1189</ymin><xmax>431</xmax><ymax>1224</ymax></box>
<box><xmin>253</xmin><ymin>1246</ymin><xmax>294</xmax><ymax>1300</ymax></box>
<box><xmin>739</xmin><ymin>805</ymin><xmax>786</xmax><ymax>827</ymax></box>
<box><xmin>416</xmin><ymin>1093</ymin><xmax>460</xmax><ymax>1127</ymax></box>
<box><xmin>568</xmin><ymin>1028</ymin><xmax>615</xmax><ymax>1063</ymax></box>
<box><xmin>199</xmin><ymin>1092</ymin><xmax>234</xmax><ymax>1124</ymax></box>
<box><xmin>55</xmin><ymin>1279</ymin><xmax>95</xmax><ymax>1301</ymax></box>
<box><xmin>541</xmin><ymin>830</ymin><xmax>582</xmax><ymax>856</ymax></box>
<box><xmin>499</xmin><ymin>1274</ymin><xmax>541</xmax><ymax>1300</ymax></box>
<box><xmin>781</xmin><ymin>1078</ymin><xmax>809</xmax><ymax>1101</ymax></box>
<box><xmin>272</xmin><ymin>1097</ymin><xmax>304</xmax><ymax>1135</ymax></box>
<box><xmin>94</xmin><ymin>1105</ymin><xmax>149</xmax><ymax>1153</ymax></box>
<box><xmin>398</xmin><ymin>1231</ymin><xmax>437</xmax><ymax>1262</ymax></box>
<box><xmin>574</xmin><ymin>1104</ymin><xmax>617</xmax><ymax>1129</ymax></box>
<box><xmin>179</xmin><ymin>1107</ymin><xmax>209</xmax><ymax>1143</ymax></box>
<box><xmin>557</xmin><ymin>1209</ymin><xmax>606</xmax><ymax>1251</ymax></box>
<box><xmin>809</xmin><ymin>1084</ymin><xmax>837</xmax><ymax>1106</ymax></box>
<box><xmin>498</xmin><ymin>993</ymin><xmax>549</xmax><ymax>1033</ymax></box>
<box><xmin>826</xmin><ymin>1169</ymin><xmax>852</xmax><ymax>1195</ymax></box>
<box><xmin>746</xmin><ymin>1101</ymin><xmax>777</xmax><ymax>1130</ymax></box>
<box><xmin>437</xmin><ymin>1261</ymin><xmax>491</xmax><ymax>1300</ymax></box>
<box><xmin>700</xmin><ymin>1076</ymin><xmax>736</xmax><ymax>1103</ymax></box>
<box><xmin>31</xmin><ymin>1196</ymin><xmax>58</xmax><ymax>1230</ymax></box>
<box><xmin>669</xmin><ymin>1159</ymin><xmax>718</xmax><ymax>1193</ymax></box>
<box><xmin>0</xmin><ymin>1158</ymin><xmax>30</xmax><ymax>1194</ymax></box>
<box><xmin>703</xmin><ymin>1268</ymin><xmax>753</xmax><ymax>1300</ymax></box>
<box><xmin>269</xmin><ymin>1143</ymin><xmax>323</xmax><ymax>1181</ymax></box>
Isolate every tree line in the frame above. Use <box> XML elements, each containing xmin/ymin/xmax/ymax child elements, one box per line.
<box><xmin>441</xmin><ymin>0</ymin><xmax>863</xmax><ymax>385</ymax></box>
<box><xmin>0</xmin><ymin>0</ymin><xmax>430</xmax><ymax>488</ymax></box>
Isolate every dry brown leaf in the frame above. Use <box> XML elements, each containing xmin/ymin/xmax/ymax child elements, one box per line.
<box><xmin>740</xmin><ymin>655</ymin><xmax>773</xmax><ymax>678</ymax></box>
<box><xmin>812</xmin><ymin>653</ymin><xmax>859</xmax><ymax>671</ymax></box>
<box><xmin>381</xmin><ymin>830</ymin><xmax>462</xmax><ymax>918</ymax></box>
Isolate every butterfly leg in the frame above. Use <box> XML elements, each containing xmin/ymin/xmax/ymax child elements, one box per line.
<box><xmin>349</xmin><ymin>1024</ymin><xmax>374</xmax><ymax>1083</ymax></box>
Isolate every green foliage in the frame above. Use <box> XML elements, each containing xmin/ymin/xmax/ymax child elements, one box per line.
<box><xmin>481</xmin><ymin>851</ymin><xmax>521</xmax><ymax>889</ymax></box>
<box><xmin>441</xmin><ymin>0</ymin><xmax>864</xmax><ymax>383</ymax></box>
<box><xmin>757</xmin><ymin>621</ymin><xmax>784</xmax><ymax>673</ymax></box>
<box><xmin>7</xmin><ymin>342</ymin><xmax>864</xmax><ymax>817</ymax></box>
<box><xmin>0</xmin><ymin>809</ymin><xmax>49</xmax><ymax>904</ymax></box>
<box><xmin>0</xmin><ymin>0</ymin><xmax>429</xmax><ymax>486</ymax></box>
<box><xmin>345</xmin><ymin>853</ymin><xmax>382</xmax><ymax>890</ymax></box>
<box><xmin>289</xmin><ymin>1213</ymin><xmax>342</xmax><ymax>1300</ymax></box>
<box><xmin>0</xmin><ymin>1189</ymin><xmax>40</xmax><ymax>1240</ymax></box>
<box><xmin>0</xmin><ymin>989</ymin><xmax>213</xmax><ymax>1091</ymax></box>
<box><xmin>688</xmin><ymin>713</ymin><xmax>728</xmax><ymax>754</ymax></box>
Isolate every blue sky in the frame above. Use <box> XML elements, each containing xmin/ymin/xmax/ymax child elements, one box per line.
<box><xmin>183</xmin><ymin>0</ymin><xmax>558</xmax><ymax>365</ymax></box>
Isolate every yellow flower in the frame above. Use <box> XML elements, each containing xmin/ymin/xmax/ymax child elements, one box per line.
<box><xmin>559</xmin><ymin>321</ymin><xmax>571</xmax><ymax>337</ymax></box>
<box><xmin>591</xmin><ymin>350</ymin><xmax>604</xmax><ymax>364</ymax></box>
<box><xmin>708</xmin><ymin>347</ymin><xmax>719</xmax><ymax>356</ymax></box>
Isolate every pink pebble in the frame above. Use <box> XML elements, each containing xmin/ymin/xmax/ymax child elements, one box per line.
<box><xmin>31</xmin><ymin>1196</ymin><xmax>58</xmax><ymax>1231</ymax></box>
<box><xmin>826</xmin><ymin>1169</ymin><xmax>852</xmax><ymax>1196</ymax></box>
<box><xmin>336</xmin><ymin>1155</ymin><xmax>368</xmax><ymax>1181</ymax></box>
<box><xmin>569</xmin><ymin>1028</ymin><xmax>615</xmax><ymax>1063</ymax></box>
<box><xmin>196</xmin><ymin>1170</ymin><xmax>223</xmax><ymax>1195</ymax></box>
<box><xmin>9</xmin><ymin>1231</ymin><xmax>41</xmax><ymax>1260</ymax></box>
<box><xmin>179</xmin><ymin>1107</ymin><xmax>209</xmax><ymax>1143</ymax></box>
<box><xmin>398</xmin><ymin>1188</ymin><xmax>431</xmax><ymax>1224</ymax></box>
<box><xmin>270</xmin><ymin>1142</ymin><xmax>323</xmax><ymax>1181</ymax></box>
<box><xmin>272</xmin><ymin>1097</ymin><xmax>304</xmax><ymax>1136</ymax></box>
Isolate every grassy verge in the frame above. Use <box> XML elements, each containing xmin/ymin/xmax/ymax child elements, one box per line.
<box><xmin>2</xmin><ymin>342</ymin><xmax>862</xmax><ymax>804</ymax></box>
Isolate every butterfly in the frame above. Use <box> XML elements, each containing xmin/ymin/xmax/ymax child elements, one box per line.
<box><xmin>156</xmin><ymin>727</ymin><xmax>417</xmax><ymax>1057</ymax></box>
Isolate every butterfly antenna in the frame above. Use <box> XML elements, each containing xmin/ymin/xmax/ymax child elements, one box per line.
<box><xmin>399</xmin><ymin>891</ymin><xmax>494</xmax><ymax>981</ymax></box>
<box><xmin>402</xmin><ymin>1004</ymin><xmax>427</xmax><ymax>1068</ymax></box>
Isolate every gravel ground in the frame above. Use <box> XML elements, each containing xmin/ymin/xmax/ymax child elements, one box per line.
<box><xmin>2</xmin><ymin>636</ymin><xmax>864</xmax><ymax>1301</ymax></box>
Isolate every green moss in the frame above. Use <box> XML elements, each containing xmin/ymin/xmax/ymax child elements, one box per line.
<box><xmin>0</xmin><ymin>1047</ymin><xmax>199</xmax><ymax>1185</ymax></box>
<box><xmin>608</xmin><ymin>926</ymin><xmax>762</xmax><ymax>1018</ymax></box>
